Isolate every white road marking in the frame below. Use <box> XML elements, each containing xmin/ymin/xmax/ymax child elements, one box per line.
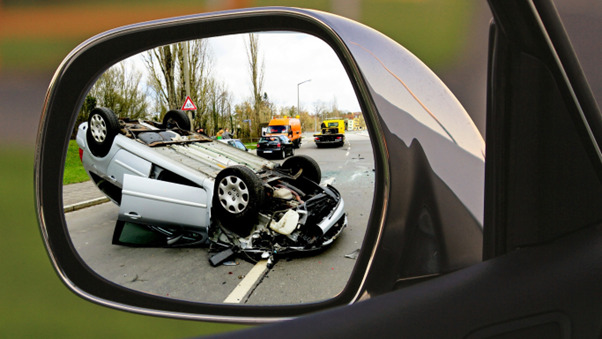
<box><xmin>223</xmin><ymin>260</ymin><xmax>269</xmax><ymax>304</ymax></box>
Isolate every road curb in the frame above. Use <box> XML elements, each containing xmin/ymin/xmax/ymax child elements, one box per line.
<box><xmin>64</xmin><ymin>197</ymin><xmax>110</xmax><ymax>213</ymax></box>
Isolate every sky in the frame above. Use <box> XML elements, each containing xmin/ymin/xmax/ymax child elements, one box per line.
<box><xmin>121</xmin><ymin>31</ymin><xmax>361</xmax><ymax>114</ymax></box>
<box><xmin>208</xmin><ymin>31</ymin><xmax>361</xmax><ymax>113</ymax></box>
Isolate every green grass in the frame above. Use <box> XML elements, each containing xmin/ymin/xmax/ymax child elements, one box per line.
<box><xmin>63</xmin><ymin>140</ymin><xmax>90</xmax><ymax>185</ymax></box>
<box><xmin>0</xmin><ymin>145</ymin><xmax>245</xmax><ymax>338</ymax></box>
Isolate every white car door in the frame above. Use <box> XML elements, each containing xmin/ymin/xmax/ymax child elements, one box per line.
<box><xmin>118</xmin><ymin>174</ymin><xmax>211</xmax><ymax>229</ymax></box>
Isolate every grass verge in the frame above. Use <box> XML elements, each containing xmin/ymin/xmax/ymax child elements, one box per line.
<box><xmin>63</xmin><ymin>140</ymin><xmax>90</xmax><ymax>185</ymax></box>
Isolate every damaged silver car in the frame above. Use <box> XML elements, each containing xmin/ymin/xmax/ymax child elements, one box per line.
<box><xmin>77</xmin><ymin>107</ymin><xmax>347</xmax><ymax>266</ymax></box>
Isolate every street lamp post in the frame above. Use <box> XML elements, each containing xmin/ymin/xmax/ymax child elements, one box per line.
<box><xmin>297</xmin><ymin>78</ymin><xmax>311</xmax><ymax>115</ymax></box>
<box><xmin>297</xmin><ymin>79</ymin><xmax>311</xmax><ymax>132</ymax></box>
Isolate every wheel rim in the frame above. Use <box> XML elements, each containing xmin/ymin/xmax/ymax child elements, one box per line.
<box><xmin>218</xmin><ymin>175</ymin><xmax>249</xmax><ymax>213</ymax></box>
<box><xmin>89</xmin><ymin>114</ymin><xmax>107</xmax><ymax>143</ymax></box>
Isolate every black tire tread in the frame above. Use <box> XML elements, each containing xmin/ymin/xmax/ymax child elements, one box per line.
<box><xmin>281</xmin><ymin>155</ymin><xmax>321</xmax><ymax>183</ymax></box>
<box><xmin>86</xmin><ymin>107</ymin><xmax>120</xmax><ymax>158</ymax></box>
<box><xmin>163</xmin><ymin>109</ymin><xmax>191</xmax><ymax>131</ymax></box>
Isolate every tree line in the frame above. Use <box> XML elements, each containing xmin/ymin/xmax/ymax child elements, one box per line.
<box><xmin>74</xmin><ymin>34</ymin><xmax>360</xmax><ymax>140</ymax></box>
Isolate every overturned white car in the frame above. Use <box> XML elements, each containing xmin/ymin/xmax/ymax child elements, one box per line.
<box><xmin>76</xmin><ymin>107</ymin><xmax>347</xmax><ymax>266</ymax></box>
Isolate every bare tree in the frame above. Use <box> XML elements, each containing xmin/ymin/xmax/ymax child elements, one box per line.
<box><xmin>145</xmin><ymin>44</ymin><xmax>178</xmax><ymax>113</ymax></box>
<box><xmin>203</xmin><ymin>79</ymin><xmax>232</xmax><ymax>135</ymax></box>
<box><xmin>245</xmin><ymin>33</ymin><xmax>265</xmax><ymax>138</ymax></box>
<box><xmin>234</xmin><ymin>101</ymin><xmax>254</xmax><ymax>139</ymax></box>
<box><xmin>144</xmin><ymin>40</ymin><xmax>213</xmax><ymax>125</ymax></box>
<box><xmin>180</xmin><ymin>40</ymin><xmax>213</xmax><ymax>129</ymax></box>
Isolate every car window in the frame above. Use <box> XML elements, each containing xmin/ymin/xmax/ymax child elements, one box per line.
<box><xmin>233</xmin><ymin>140</ymin><xmax>246</xmax><ymax>150</ymax></box>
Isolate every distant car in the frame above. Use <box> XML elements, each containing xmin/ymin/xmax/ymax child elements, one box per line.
<box><xmin>218</xmin><ymin>138</ymin><xmax>248</xmax><ymax>151</ymax></box>
<box><xmin>256</xmin><ymin>135</ymin><xmax>295</xmax><ymax>159</ymax></box>
<box><xmin>76</xmin><ymin>107</ymin><xmax>346</xmax><ymax>263</ymax></box>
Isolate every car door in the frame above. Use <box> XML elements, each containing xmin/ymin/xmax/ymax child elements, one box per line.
<box><xmin>119</xmin><ymin>174</ymin><xmax>211</xmax><ymax>229</ymax></box>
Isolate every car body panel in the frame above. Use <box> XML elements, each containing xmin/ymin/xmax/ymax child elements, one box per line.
<box><xmin>77</xmin><ymin>122</ymin><xmax>274</xmax><ymax>190</ymax></box>
<box><xmin>119</xmin><ymin>174</ymin><xmax>211</xmax><ymax>230</ymax></box>
<box><xmin>107</xmin><ymin>149</ymin><xmax>153</xmax><ymax>183</ymax></box>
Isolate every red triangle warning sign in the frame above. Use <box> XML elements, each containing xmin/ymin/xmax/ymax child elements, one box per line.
<box><xmin>181</xmin><ymin>96</ymin><xmax>197</xmax><ymax>110</ymax></box>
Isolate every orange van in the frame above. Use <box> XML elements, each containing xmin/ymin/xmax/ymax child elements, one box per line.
<box><xmin>266</xmin><ymin>116</ymin><xmax>302</xmax><ymax>148</ymax></box>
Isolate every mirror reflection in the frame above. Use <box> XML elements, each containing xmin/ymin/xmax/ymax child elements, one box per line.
<box><xmin>63</xmin><ymin>32</ymin><xmax>374</xmax><ymax>305</ymax></box>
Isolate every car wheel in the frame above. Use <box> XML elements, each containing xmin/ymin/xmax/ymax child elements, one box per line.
<box><xmin>162</xmin><ymin>109</ymin><xmax>191</xmax><ymax>130</ymax></box>
<box><xmin>281</xmin><ymin>149</ymin><xmax>286</xmax><ymax>159</ymax></box>
<box><xmin>281</xmin><ymin>155</ymin><xmax>321</xmax><ymax>183</ymax></box>
<box><xmin>86</xmin><ymin>107</ymin><xmax>120</xmax><ymax>158</ymax></box>
<box><xmin>213</xmin><ymin>165</ymin><xmax>265</xmax><ymax>234</ymax></box>
<box><xmin>290</xmin><ymin>147</ymin><xmax>295</xmax><ymax>156</ymax></box>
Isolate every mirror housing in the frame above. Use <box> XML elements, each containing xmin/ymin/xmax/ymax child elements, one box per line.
<box><xmin>36</xmin><ymin>7</ymin><xmax>484</xmax><ymax>322</ymax></box>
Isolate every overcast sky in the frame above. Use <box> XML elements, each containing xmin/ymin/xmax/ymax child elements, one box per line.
<box><xmin>122</xmin><ymin>31</ymin><xmax>361</xmax><ymax>114</ymax></box>
<box><xmin>208</xmin><ymin>31</ymin><xmax>361</xmax><ymax>113</ymax></box>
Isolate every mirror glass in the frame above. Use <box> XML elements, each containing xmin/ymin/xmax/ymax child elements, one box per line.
<box><xmin>63</xmin><ymin>31</ymin><xmax>373</xmax><ymax>305</ymax></box>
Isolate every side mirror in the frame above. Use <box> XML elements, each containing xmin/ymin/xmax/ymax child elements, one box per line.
<box><xmin>36</xmin><ymin>7</ymin><xmax>484</xmax><ymax>322</ymax></box>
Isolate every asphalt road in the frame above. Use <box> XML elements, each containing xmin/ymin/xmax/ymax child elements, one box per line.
<box><xmin>65</xmin><ymin>132</ymin><xmax>374</xmax><ymax>305</ymax></box>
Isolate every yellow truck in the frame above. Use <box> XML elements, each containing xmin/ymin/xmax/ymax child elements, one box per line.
<box><xmin>313</xmin><ymin>119</ymin><xmax>345</xmax><ymax>147</ymax></box>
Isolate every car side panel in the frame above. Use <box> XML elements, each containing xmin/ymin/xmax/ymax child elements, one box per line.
<box><xmin>119</xmin><ymin>174</ymin><xmax>211</xmax><ymax>229</ymax></box>
<box><xmin>106</xmin><ymin>149</ymin><xmax>152</xmax><ymax>184</ymax></box>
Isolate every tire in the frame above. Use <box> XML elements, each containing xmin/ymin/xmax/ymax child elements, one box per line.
<box><xmin>290</xmin><ymin>147</ymin><xmax>295</xmax><ymax>156</ymax></box>
<box><xmin>281</xmin><ymin>149</ymin><xmax>286</xmax><ymax>159</ymax></box>
<box><xmin>281</xmin><ymin>155</ymin><xmax>321</xmax><ymax>183</ymax></box>
<box><xmin>86</xmin><ymin>107</ymin><xmax>120</xmax><ymax>158</ymax></box>
<box><xmin>163</xmin><ymin>109</ymin><xmax>191</xmax><ymax>131</ymax></box>
<box><xmin>213</xmin><ymin>165</ymin><xmax>265</xmax><ymax>234</ymax></box>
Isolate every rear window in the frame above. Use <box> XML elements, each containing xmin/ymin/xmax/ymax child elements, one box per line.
<box><xmin>259</xmin><ymin>137</ymin><xmax>279</xmax><ymax>142</ymax></box>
